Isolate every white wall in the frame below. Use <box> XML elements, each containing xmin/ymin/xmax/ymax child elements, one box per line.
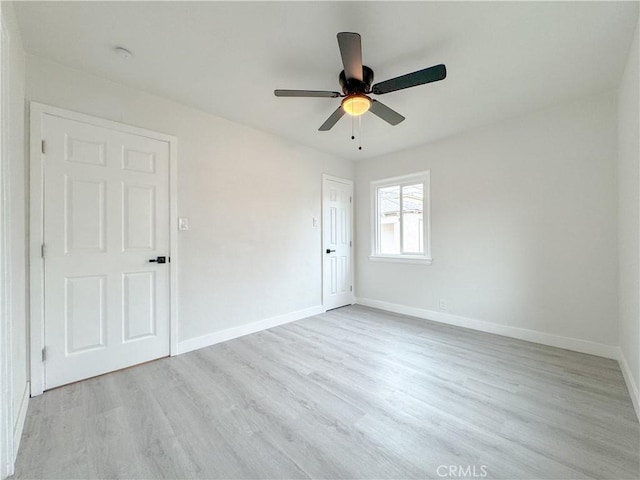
<box><xmin>2</xmin><ymin>0</ymin><xmax>27</xmax><ymax>467</ymax></box>
<box><xmin>618</xmin><ymin>17</ymin><xmax>640</xmax><ymax>410</ymax></box>
<box><xmin>25</xmin><ymin>55</ymin><xmax>353</xmax><ymax>346</ymax></box>
<box><xmin>6</xmin><ymin>4</ymin><xmax>26</xmax><ymax>430</ymax></box>
<box><xmin>356</xmin><ymin>92</ymin><xmax>619</xmax><ymax>350</ymax></box>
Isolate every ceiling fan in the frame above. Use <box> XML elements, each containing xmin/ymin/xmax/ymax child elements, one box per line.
<box><xmin>274</xmin><ymin>32</ymin><xmax>447</xmax><ymax>131</ymax></box>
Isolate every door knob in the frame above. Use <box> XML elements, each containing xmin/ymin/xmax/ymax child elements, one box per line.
<box><xmin>149</xmin><ymin>256</ymin><xmax>168</xmax><ymax>264</ymax></box>
<box><xmin>326</xmin><ymin>249</ymin><xmax>336</xmax><ymax>254</ymax></box>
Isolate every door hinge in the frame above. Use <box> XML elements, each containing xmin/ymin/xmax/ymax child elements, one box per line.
<box><xmin>41</xmin><ymin>140</ymin><xmax>46</xmax><ymax>154</ymax></box>
<box><xmin>42</xmin><ymin>347</ymin><xmax>47</xmax><ymax>362</ymax></box>
<box><xmin>350</xmin><ymin>286</ymin><xmax>353</xmax><ymax>292</ymax></box>
<box><xmin>350</xmin><ymin>240</ymin><xmax>352</xmax><ymax>247</ymax></box>
<box><xmin>41</xmin><ymin>244</ymin><xmax>46</xmax><ymax>259</ymax></box>
<box><xmin>350</xmin><ymin>196</ymin><xmax>352</xmax><ymax>203</ymax></box>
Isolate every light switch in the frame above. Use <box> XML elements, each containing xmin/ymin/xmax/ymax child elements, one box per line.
<box><xmin>313</xmin><ymin>217</ymin><xmax>319</xmax><ymax>228</ymax></box>
<box><xmin>178</xmin><ymin>217</ymin><xmax>189</xmax><ymax>231</ymax></box>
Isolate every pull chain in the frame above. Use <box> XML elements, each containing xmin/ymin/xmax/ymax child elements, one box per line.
<box><xmin>348</xmin><ymin>113</ymin><xmax>363</xmax><ymax>151</ymax></box>
<box><xmin>351</xmin><ymin>114</ymin><xmax>355</xmax><ymax>140</ymax></box>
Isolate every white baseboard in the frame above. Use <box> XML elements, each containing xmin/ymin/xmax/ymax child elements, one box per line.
<box><xmin>13</xmin><ymin>382</ymin><xmax>29</xmax><ymax>462</ymax></box>
<box><xmin>176</xmin><ymin>305</ymin><xmax>325</xmax><ymax>355</ymax></box>
<box><xmin>617</xmin><ymin>347</ymin><xmax>640</xmax><ymax>421</ymax></box>
<box><xmin>355</xmin><ymin>298</ymin><xmax>619</xmax><ymax>360</ymax></box>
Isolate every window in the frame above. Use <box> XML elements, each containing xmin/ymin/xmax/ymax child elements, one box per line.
<box><xmin>370</xmin><ymin>171</ymin><xmax>431</xmax><ymax>264</ymax></box>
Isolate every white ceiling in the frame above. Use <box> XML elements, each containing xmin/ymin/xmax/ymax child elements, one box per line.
<box><xmin>13</xmin><ymin>1</ymin><xmax>639</xmax><ymax>161</ymax></box>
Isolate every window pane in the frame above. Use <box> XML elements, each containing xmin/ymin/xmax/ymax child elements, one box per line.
<box><xmin>402</xmin><ymin>184</ymin><xmax>424</xmax><ymax>254</ymax></box>
<box><xmin>378</xmin><ymin>185</ymin><xmax>400</xmax><ymax>254</ymax></box>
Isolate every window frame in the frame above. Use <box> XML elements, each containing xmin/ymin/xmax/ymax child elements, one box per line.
<box><xmin>369</xmin><ymin>171</ymin><xmax>432</xmax><ymax>265</ymax></box>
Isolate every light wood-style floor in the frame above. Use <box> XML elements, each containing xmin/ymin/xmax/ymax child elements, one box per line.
<box><xmin>13</xmin><ymin>305</ymin><xmax>640</xmax><ymax>479</ymax></box>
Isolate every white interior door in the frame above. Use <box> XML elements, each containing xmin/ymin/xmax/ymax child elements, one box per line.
<box><xmin>42</xmin><ymin>114</ymin><xmax>170</xmax><ymax>390</ymax></box>
<box><xmin>322</xmin><ymin>176</ymin><xmax>354</xmax><ymax>310</ymax></box>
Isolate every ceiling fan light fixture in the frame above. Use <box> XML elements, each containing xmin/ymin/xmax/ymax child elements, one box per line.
<box><xmin>341</xmin><ymin>94</ymin><xmax>371</xmax><ymax>116</ymax></box>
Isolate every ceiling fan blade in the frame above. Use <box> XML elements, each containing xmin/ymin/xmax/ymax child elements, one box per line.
<box><xmin>337</xmin><ymin>32</ymin><xmax>363</xmax><ymax>82</ymax></box>
<box><xmin>369</xmin><ymin>100</ymin><xmax>405</xmax><ymax>126</ymax></box>
<box><xmin>318</xmin><ymin>107</ymin><xmax>346</xmax><ymax>131</ymax></box>
<box><xmin>372</xmin><ymin>64</ymin><xmax>446</xmax><ymax>95</ymax></box>
<box><xmin>275</xmin><ymin>89</ymin><xmax>341</xmax><ymax>98</ymax></box>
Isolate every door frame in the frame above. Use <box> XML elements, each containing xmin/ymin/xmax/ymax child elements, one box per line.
<box><xmin>29</xmin><ymin>102</ymin><xmax>179</xmax><ymax>396</ymax></box>
<box><xmin>321</xmin><ymin>174</ymin><xmax>355</xmax><ymax>310</ymax></box>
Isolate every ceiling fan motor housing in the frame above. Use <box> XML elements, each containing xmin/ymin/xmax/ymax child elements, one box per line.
<box><xmin>339</xmin><ymin>65</ymin><xmax>374</xmax><ymax>94</ymax></box>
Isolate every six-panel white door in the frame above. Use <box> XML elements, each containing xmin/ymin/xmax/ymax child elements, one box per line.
<box><xmin>43</xmin><ymin>114</ymin><xmax>170</xmax><ymax>389</ymax></box>
<box><xmin>322</xmin><ymin>176</ymin><xmax>353</xmax><ymax>310</ymax></box>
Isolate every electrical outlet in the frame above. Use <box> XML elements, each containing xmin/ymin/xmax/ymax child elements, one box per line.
<box><xmin>439</xmin><ymin>299</ymin><xmax>448</xmax><ymax>310</ymax></box>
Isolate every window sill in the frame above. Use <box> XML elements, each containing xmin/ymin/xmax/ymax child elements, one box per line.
<box><xmin>369</xmin><ymin>255</ymin><xmax>432</xmax><ymax>265</ymax></box>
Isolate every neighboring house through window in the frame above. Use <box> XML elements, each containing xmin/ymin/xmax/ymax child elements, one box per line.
<box><xmin>370</xmin><ymin>171</ymin><xmax>432</xmax><ymax>264</ymax></box>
